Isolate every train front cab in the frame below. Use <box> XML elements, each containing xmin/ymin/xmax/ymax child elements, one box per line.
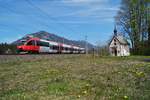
<box><xmin>17</xmin><ymin>38</ymin><xmax>40</xmax><ymax>54</ymax></box>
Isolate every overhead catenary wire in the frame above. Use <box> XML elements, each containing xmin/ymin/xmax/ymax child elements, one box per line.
<box><xmin>1</xmin><ymin>0</ymin><xmax>81</xmax><ymax>35</ymax></box>
<box><xmin>0</xmin><ymin>1</ymin><xmax>60</xmax><ymax>33</ymax></box>
<box><xmin>0</xmin><ymin>0</ymin><xmax>86</xmax><ymax>45</ymax></box>
<box><xmin>25</xmin><ymin>0</ymin><xmax>78</xmax><ymax>34</ymax></box>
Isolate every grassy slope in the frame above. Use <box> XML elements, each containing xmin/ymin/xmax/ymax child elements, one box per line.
<box><xmin>0</xmin><ymin>55</ymin><xmax>150</xmax><ymax>100</ymax></box>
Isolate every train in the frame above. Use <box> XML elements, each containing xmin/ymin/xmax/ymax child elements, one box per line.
<box><xmin>17</xmin><ymin>37</ymin><xmax>85</xmax><ymax>54</ymax></box>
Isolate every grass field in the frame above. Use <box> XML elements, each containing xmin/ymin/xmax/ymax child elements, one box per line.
<box><xmin>0</xmin><ymin>55</ymin><xmax>150</xmax><ymax>100</ymax></box>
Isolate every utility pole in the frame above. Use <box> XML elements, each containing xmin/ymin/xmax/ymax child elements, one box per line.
<box><xmin>85</xmin><ymin>35</ymin><xmax>88</xmax><ymax>55</ymax></box>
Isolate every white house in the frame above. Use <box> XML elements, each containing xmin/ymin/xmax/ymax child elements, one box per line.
<box><xmin>109</xmin><ymin>28</ymin><xmax>130</xmax><ymax>56</ymax></box>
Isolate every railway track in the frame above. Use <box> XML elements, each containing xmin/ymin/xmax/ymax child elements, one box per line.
<box><xmin>0</xmin><ymin>54</ymin><xmax>84</xmax><ymax>63</ymax></box>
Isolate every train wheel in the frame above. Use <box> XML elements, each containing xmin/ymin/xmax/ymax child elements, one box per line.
<box><xmin>33</xmin><ymin>51</ymin><xmax>39</xmax><ymax>54</ymax></box>
<box><xmin>28</xmin><ymin>51</ymin><xmax>39</xmax><ymax>54</ymax></box>
<box><xmin>28</xmin><ymin>51</ymin><xmax>33</xmax><ymax>54</ymax></box>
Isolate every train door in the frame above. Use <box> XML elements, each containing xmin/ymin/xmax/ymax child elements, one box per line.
<box><xmin>58</xmin><ymin>43</ymin><xmax>63</xmax><ymax>53</ymax></box>
<box><xmin>70</xmin><ymin>45</ymin><xmax>73</xmax><ymax>54</ymax></box>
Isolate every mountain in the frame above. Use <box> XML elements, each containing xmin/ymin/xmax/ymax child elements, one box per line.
<box><xmin>12</xmin><ymin>31</ymin><xmax>94</xmax><ymax>49</ymax></box>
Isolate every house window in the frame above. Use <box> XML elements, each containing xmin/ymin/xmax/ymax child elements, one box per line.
<box><xmin>114</xmin><ymin>39</ymin><xmax>117</xmax><ymax>45</ymax></box>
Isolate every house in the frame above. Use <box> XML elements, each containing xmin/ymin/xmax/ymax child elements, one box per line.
<box><xmin>109</xmin><ymin>28</ymin><xmax>130</xmax><ymax>56</ymax></box>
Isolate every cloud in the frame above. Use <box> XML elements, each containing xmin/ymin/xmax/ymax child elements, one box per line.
<box><xmin>62</xmin><ymin>0</ymin><xmax>108</xmax><ymax>5</ymax></box>
<box><xmin>23</xmin><ymin>0</ymin><xmax>119</xmax><ymax>24</ymax></box>
<box><xmin>61</xmin><ymin>0</ymin><xmax>120</xmax><ymax>20</ymax></box>
<box><xmin>65</xmin><ymin>6</ymin><xmax>119</xmax><ymax>17</ymax></box>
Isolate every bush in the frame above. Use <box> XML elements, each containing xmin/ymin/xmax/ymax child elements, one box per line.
<box><xmin>0</xmin><ymin>43</ymin><xmax>17</xmax><ymax>54</ymax></box>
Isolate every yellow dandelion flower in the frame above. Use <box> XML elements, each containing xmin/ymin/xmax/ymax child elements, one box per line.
<box><xmin>123</xmin><ymin>95</ymin><xmax>128</xmax><ymax>99</ymax></box>
<box><xmin>83</xmin><ymin>90</ymin><xmax>87</xmax><ymax>94</ymax></box>
<box><xmin>77</xmin><ymin>95</ymin><xmax>81</xmax><ymax>98</ymax></box>
<box><xmin>86</xmin><ymin>84</ymin><xmax>90</xmax><ymax>87</ymax></box>
<box><xmin>118</xmin><ymin>71</ymin><xmax>121</xmax><ymax>74</ymax></box>
<box><xmin>136</xmin><ymin>71</ymin><xmax>145</xmax><ymax>77</ymax></box>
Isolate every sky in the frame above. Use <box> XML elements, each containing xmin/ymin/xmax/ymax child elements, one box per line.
<box><xmin>0</xmin><ymin>0</ymin><xmax>121</xmax><ymax>45</ymax></box>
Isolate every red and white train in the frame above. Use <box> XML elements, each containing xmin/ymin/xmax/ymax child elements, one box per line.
<box><xmin>17</xmin><ymin>37</ymin><xmax>85</xmax><ymax>54</ymax></box>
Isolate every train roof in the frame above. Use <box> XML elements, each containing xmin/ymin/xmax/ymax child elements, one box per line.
<box><xmin>63</xmin><ymin>44</ymin><xmax>71</xmax><ymax>48</ymax></box>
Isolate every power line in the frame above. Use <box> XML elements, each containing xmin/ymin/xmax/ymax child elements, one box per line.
<box><xmin>0</xmin><ymin>1</ymin><xmax>58</xmax><ymax>33</ymax></box>
<box><xmin>25</xmin><ymin>0</ymin><xmax>78</xmax><ymax>34</ymax></box>
<box><xmin>0</xmin><ymin>1</ymin><xmax>84</xmax><ymax>45</ymax></box>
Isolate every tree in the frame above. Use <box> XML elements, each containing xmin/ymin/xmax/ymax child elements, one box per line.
<box><xmin>0</xmin><ymin>43</ymin><xmax>17</xmax><ymax>54</ymax></box>
<box><xmin>115</xmin><ymin>0</ymin><xmax>150</xmax><ymax>55</ymax></box>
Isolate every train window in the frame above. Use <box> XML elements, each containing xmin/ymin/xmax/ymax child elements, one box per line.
<box><xmin>70</xmin><ymin>48</ymin><xmax>74</xmax><ymax>51</ymax></box>
<box><xmin>37</xmin><ymin>41</ymin><xmax>40</xmax><ymax>46</ymax></box>
<box><xmin>37</xmin><ymin>41</ymin><xmax>49</xmax><ymax>47</ymax></box>
<box><xmin>65</xmin><ymin>47</ymin><xmax>68</xmax><ymax>51</ymax></box>
<box><xmin>27</xmin><ymin>40</ymin><xmax>35</xmax><ymax>45</ymax></box>
<box><xmin>68</xmin><ymin>48</ymin><xmax>71</xmax><ymax>51</ymax></box>
<box><xmin>53</xmin><ymin>45</ymin><xmax>59</xmax><ymax>50</ymax></box>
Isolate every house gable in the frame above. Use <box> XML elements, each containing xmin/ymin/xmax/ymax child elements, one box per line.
<box><xmin>109</xmin><ymin>35</ymin><xmax>129</xmax><ymax>47</ymax></box>
<box><xmin>109</xmin><ymin>37</ymin><xmax>121</xmax><ymax>48</ymax></box>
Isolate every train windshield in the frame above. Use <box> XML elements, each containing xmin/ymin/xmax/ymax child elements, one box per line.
<box><xmin>17</xmin><ymin>40</ymin><xmax>26</xmax><ymax>46</ymax></box>
<box><xmin>26</xmin><ymin>40</ymin><xmax>36</xmax><ymax>46</ymax></box>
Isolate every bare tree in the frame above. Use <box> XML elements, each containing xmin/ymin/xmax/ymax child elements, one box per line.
<box><xmin>115</xmin><ymin>0</ymin><xmax>150</xmax><ymax>54</ymax></box>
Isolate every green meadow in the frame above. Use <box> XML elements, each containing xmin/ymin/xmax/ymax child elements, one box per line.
<box><xmin>0</xmin><ymin>55</ymin><xmax>150</xmax><ymax>100</ymax></box>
